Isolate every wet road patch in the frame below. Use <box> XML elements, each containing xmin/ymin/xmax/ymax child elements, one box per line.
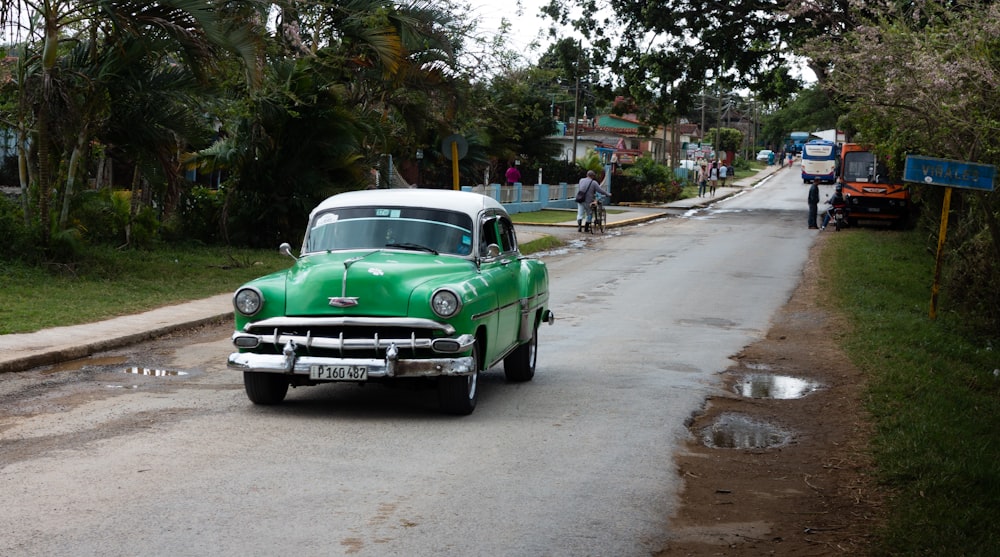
<box><xmin>701</xmin><ymin>412</ymin><xmax>791</xmax><ymax>449</ymax></box>
<box><xmin>733</xmin><ymin>374</ymin><xmax>821</xmax><ymax>399</ymax></box>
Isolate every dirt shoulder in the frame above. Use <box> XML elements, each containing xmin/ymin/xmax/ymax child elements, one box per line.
<box><xmin>658</xmin><ymin>233</ymin><xmax>885</xmax><ymax>556</ymax></box>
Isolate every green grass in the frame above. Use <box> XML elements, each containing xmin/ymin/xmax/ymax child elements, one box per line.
<box><xmin>510</xmin><ymin>208</ymin><xmax>625</xmax><ymax>225</ymax></box>
<box><xmin>510</xmin><ymin>209</ymin><xmax>577</xmax><ymax>224</ymax></box>
<box><xmin>822</xmin><ymin>229</ymin><xmax>1000</xmax><ymax>556</ymax></box>
<box><xmin>519</xmin><ymin>235</ymin><xmax>564</xmax><ymax>254</ymax></box>
<box><xmin>0</xmin><ymin>246</ymin><xmax>290</xmax><ymax>334</ymax></box>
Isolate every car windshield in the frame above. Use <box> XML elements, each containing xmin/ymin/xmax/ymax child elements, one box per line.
<box><xmin>305</xmin><ymin>206</ymin><xmax>475</xmax><ymax>256</ymax></box>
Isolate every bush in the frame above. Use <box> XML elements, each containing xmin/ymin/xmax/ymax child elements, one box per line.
<box><xmin>0</xmin><ymin>195</ymin><xmax>40</xmax><ymax>263</ymax></box>
<box><xmin>614</xmin><ymin>157</ymin><xmax>685</xmax><ymax>204</ymax></box>
<box><xmin>624</xmin><ymin>156</ymin><xmax>672</xmax><ymax>186</ymax></box>
<box><xmin>69</xmin><ymin>189</ymin><xmax>159</xmax><ymax>248</ymax></box>
<box><xmin>167</xmin><ymin>185</ymin><xmax>225</xmax><ymax>244</ymax></box>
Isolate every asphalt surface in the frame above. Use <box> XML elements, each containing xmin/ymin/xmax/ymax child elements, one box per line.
<box><xmin>0</xmin><ymin>164</ymin><xmax>784</xmax><ymax>374</ymax></box>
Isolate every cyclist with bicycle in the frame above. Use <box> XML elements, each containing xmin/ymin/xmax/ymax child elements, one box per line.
<box><xmin>575</xmin><ymin>170</ymin><xmax>610</xmax><ymax>233</ymax></box>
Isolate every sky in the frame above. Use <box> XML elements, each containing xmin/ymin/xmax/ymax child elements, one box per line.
<box><xmin>471</xmin><ymin>0</ymin><xmax>573</xmax><ymax>63</ymax></box>
<box><xmin>471</xmin><ymin>1</ymin><xmax>817</xmax><ymax>84</ymax></box>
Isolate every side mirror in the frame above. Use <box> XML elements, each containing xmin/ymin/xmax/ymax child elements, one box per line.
<box><xmin>486</xmin><ymin>243</ymin><xmax>501</xmax><ymax>258</ymax></box>
<box><xmin>279</xmin><ymin>242</ymin><xmax>297</xmax><ymax>260</ymax></box>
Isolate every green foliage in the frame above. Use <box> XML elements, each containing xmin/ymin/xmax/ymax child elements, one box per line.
<box><xmin>0</xmin><ymin>194</ymin><xmax>40</xmax><ymax>263</ymax></box>
<box><xmin>166</xmin><ymin>186</ymin><xmax>225</xmax><ymax>244</ymax></box>
<box><xmin>471</xmin><ymin>68</ymin><xmax>562</xmax><ymax>172</ymax></box>
<box><xmin>624</xmin><ymin>156</ymin><xmax>672</xmax><ymax>185</ymax></box>
<box><xmin>69</xmin><ymin>189</ymin><xmax>158</xmax><ymax>249</ymax></box>
<box><xmin>704</xmin><ymin>127</ymin><xmax>745</xmax><ymax>154</ymax></box>
<box><xmin>760</xmin><ymin>86</ymin><xmax>842</xmax><ymax>148</ymax></box>
<box><xmin>617</xmin><ymin>158</ymin><xmax>683</xmax><ymax>203</ymax></box>
<box><xmin>824</xmin><ymin>229</ymin><xmax>1000</xmax><ymax>555</ymax></box>
<box><xmin>809</xmin><ymin>2</ymin><xmax>1000</xmax><ymax>341</ymax></box>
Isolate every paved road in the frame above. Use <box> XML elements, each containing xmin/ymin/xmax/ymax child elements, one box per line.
<box><xmin>0</xmin><ymin>164</ymin><xmax>815</xmax><ymax>557</ymax></box>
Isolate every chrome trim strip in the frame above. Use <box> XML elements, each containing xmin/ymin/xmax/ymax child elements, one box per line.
<box><xmin>471</xmin><ymin>298</ymin><xmax>523</xmax><ymax>321</ymax></box>
<box><xmin>231</xmin><ymin>332</ymin><xmax>476</xmax><ymax>354</ymax></box>
<box><xmin>243</xmin><ymin>316</ymin><xmax>455</xmax><ymax>335</ymax></box>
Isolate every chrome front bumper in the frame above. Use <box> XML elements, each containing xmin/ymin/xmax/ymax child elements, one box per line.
<box><xmin>227</xmin><ymin>335</ymin><xmax>477</xmax><ymax>379</ymax></box>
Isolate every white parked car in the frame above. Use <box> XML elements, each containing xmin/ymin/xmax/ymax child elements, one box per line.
<box><xmin>756</xmin><ymin>149</ymin><xmax>774</xmax><ymax>161</ymax></box>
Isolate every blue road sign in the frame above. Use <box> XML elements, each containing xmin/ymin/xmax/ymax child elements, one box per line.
<box><xmin>904</xmin><ymin>155</ymin><xmax>996</xmax><ymax>191</ymax></box>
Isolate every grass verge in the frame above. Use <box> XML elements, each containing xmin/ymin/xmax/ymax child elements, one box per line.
<box><xmin>519</xmin><ymin>235</ymin><xmax>564</xmax><ymax>255</ymax></box>
<box><xmin>1</xmin><ymin>245</ymin><xmax>289</xmax><ymax>334</ymax></box>
<box><xmin>822</xmin><ymin>229</ymin><xmax>1000</xmax><ymax>555</ymax></box>
<box><xmin>510</xmin><ymin>208</ymin><xmax>623</xmax><ymax>225</ymax></box>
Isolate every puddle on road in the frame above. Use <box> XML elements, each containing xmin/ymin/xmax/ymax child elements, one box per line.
<box><xmin>702</xmin><ymin>413</ymin><xmax>791</xmax><ymax>449</ymax></box>
<box><xmin>734</xmin><ymin>374</ymin><xmax>821</xmax><ymax>399</ymax></box>
<box><xmin>42</xmin><ymin>355</ymin><xmax>128</xmax><ymax>374</ymax></box>
<box><xmin>43</xmin><ymin>357</ymin><xmax>188</xmax><ymax>378</ymax></box>
<box><xmin>122</xmin><ymin>366</ymin><xmax>189</xmax><ymax>377</ymax></box>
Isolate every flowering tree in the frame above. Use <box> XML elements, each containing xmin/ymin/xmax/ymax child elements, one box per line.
<box><xmin>806</xmin><ymin>1</ymin><xmax>1000</xmax><ymax>325</ymax></box>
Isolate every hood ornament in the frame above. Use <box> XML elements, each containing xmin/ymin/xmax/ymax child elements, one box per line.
<box><xmin>334</xmin><ymin>251</ymin><xmax>377</xmax><ymax>308</ymax></box>
<box><xmin>329</xmin><ymin>297</ymin><xmax>359</xmax><ymax>308</ymax></box>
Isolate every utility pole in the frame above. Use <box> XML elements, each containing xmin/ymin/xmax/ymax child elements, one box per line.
<box><xmin>716</xmin><ymin>80</ymin><xmax>722</xmax><ymax>160</ymax></box>
<box><xmin>570</xmin><ymin>41</ymin><xmax>581</xmax><ymax>163</ymax></box>
<box><xmin>700</xmin><ymin>88</ymin><xmax>705</xmax><ymax>144</ymax></box>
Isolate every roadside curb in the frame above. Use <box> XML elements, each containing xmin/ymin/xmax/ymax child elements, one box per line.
<box><xmin>0</xmin><ymin>314</ymin><xmax>231</xmax><ymax>374</ymax></box>
<box><xmin>0</xmin><ymin>294</ymin><xmax>234</xmax><ymax>374</ymax></box>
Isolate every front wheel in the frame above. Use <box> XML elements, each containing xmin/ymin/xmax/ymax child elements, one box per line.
<box><xmin>244</xmin><ymin>371</ymin><xmax>289</xmax><ymax>405</ymax></box>
<box><xmin>438</xmin><ymin>342</ymin><xmax>480</xmax><ymax>415</ymax></box>
<box><xmin>594</xmin><ymin>206</ymin><xmax>606</xmax><ymax>234</ymax></box>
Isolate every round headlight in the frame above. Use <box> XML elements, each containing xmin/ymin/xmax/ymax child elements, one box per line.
<box><xmin>234</xmin><ymin>288</ymin><xmax>263</xmax><ymax>316</ymax></box>
<box><xmin>430</xmin><ymin>289</ymin><xmax>462</xmax><ymax>318</ymax></box>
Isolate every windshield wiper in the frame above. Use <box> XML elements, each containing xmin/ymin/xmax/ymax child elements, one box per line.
<box><xmin>385</xmin><ymin>242</ymin><xmax>438</xmax><ymax>255</ymax></box>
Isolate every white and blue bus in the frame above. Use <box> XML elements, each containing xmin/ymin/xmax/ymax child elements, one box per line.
<box><xmin>801</xmin><ymin>139</ymin><xmax>839</xmax><ymax>183</ymax></box>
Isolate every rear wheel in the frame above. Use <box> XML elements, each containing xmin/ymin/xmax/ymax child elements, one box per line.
<box><xmin>244</xmin><ymin>372</ymin><xmax>290</xmax><ymax>405</ymax></box>
<box><xmin>438</xmin><ymin>342</ymin><xmax>480</xmax><ymax>415</ymax></box>
<box><xmin>504</xmin><ymin>323</ymin><xmax>538</xmax><ymax>382</ymax></box>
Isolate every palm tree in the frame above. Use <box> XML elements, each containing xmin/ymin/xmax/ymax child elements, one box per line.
<box><xmin>191</xmin><ymin>0</ymin><xmax>470</xmax><ymax>245</ymax></box>
<box><xmin>0</xmin><ymin>0</ymin><xmax>261</xmax><ymax>244</ymax></box>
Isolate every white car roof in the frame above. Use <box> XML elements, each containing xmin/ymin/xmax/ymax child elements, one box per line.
<box><xmin>310</xmin><ymin>189</ymin><xmax>506</xmax><ymax>221</ymax></box>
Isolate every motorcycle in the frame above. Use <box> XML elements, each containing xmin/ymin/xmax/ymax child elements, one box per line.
<box><xmin>827</xmin><ymin>202</ymin><xmax>848</xmax><ymax>231</ymax></box>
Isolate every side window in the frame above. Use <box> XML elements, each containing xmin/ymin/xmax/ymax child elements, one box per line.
<box><xmin>480</xmin><ymin>216</ymin><xmax>500</xmax><ymax>256</ymax></box>
<box><xmin>498</xmin><ymin>216</ymin><xmax>517</xmax><ymax>253</ymax></box>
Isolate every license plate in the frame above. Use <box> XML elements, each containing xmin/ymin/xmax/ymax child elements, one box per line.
<box><xmin>309</xmin><ymin>365</ymin><xmax>367</xmax><ymax>381</ymax></box>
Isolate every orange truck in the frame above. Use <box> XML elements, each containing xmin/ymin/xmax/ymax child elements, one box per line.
<box><xmin>838</xmin><ymin>143</ymin><xmax>912</xmax><ymax>227</ymax></box>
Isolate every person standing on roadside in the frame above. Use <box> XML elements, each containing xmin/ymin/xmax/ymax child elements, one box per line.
<box><xmin>808</xmin><ymin>178</ymin><xmax>820</xmax><ymax>229</ymax></box>
<box><xmin>697</xmin><ymin>163</ymin><xmax>708</xmax><ymax>197</ymax></box>
<box><xmin>718</xmin><ymin>161</ymin><xmax>728</xmax><ymax>189</ymax></box>
<box><xmin>505</xmin><ymin>162</ymin><xmax>521</xmax><ymax>186</ymax></box>
<box><xmin>576</xmin><ymin>170</ymin><xmax>609</xmax><ymax>232</ymax></box>
<box><xmin>708</xmin><ymin>162</ymin><xmax>719</xmax><ymax>196</ymax></box>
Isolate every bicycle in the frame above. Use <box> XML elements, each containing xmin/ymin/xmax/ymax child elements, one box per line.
<box><xmin>590</xmin><ymin>194</ymin><xmax>607</xmax><ymax>234</ymax></box>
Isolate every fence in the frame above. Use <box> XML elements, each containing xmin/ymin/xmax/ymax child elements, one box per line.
<box><xmin>463</xmin><ymin>182</ymin><xmax>588</xmax><ymax>214</ymax></box>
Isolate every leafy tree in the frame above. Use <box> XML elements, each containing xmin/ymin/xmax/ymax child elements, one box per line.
<box><xmin>809</xmin><ymin>1</ymin><xmax>1000</xmax><ymax>329</ymax></box>
<box><xmin>191</xmin><ymin>0</ymin><xmax>474</xmax><ymax>244</ymax></box>
<box><xmin>0</xmin><ymin>0</ymin><xmax>259</xmax><ymax>247</ymax></box>
<box><xmin>705</xmin><ymin>128</ymin><xmax>744</xmax><ymax>157</ymax></box>
<box><xmin>759</xmin><ymin>85</ymin><xmax>842</xmax><ymax>148</ymax></box>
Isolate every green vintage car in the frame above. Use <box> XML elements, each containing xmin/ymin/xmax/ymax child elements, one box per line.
<box><xmin>227</xmin><ymin>189</ymin><xmax>554</xmax><ymax>415</ymax></box>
